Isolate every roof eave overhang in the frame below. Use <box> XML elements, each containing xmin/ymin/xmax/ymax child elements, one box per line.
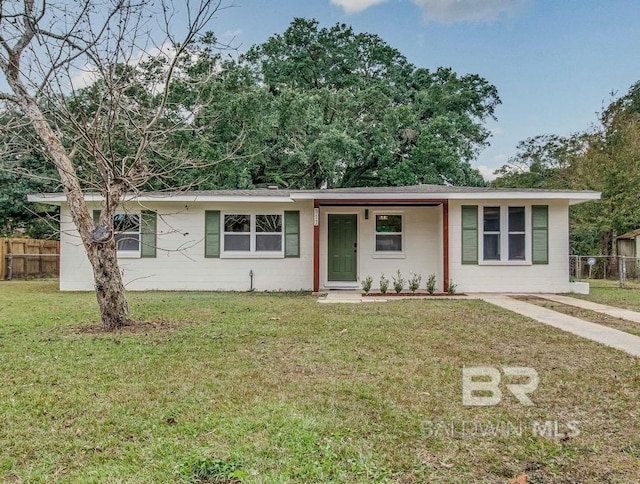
<box><xmin>27</xmin><ymin>194</ymin><xmax>295</xmax><ymax>205</ymax></box>
<box><xmin>28</xmin><ymin>190</ymin><xmax>602</xmax><ymax>206</ymax></box>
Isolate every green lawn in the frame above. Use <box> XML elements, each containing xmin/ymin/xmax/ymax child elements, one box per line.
<box><xmin>573</xmin><ymin>279</ymin><xmax>640</xmax><ymax>311</ymax></box>
<box><xmin>0</xmin><ymin>281</ymin><xmax>639</xmax><ymax>483</ymax></box>
<box><xmin>517</xmin><ymin>295</ymin><xmax>640</xmax><ymax>337</ymax></box>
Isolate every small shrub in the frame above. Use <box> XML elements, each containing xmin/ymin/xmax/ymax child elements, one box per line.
<box><xmin>177</xmin><ymin>456</ymin><xmax>247</xmax><ymax>483</ymax></box>
<box><xmin>408</xmin><ymin>273</ymin><xmax>422</xmax><ymax>293</ymax></box>
<box><xmin>426</xmin><ymin>273</ymin><xmax>437</xmax><ymax>295</ymax></box>
<box><xmin>361</xmin><ymin>275</ymin><xmax>373</xmax><ymax>293</ymax></box>
<box><xmin>379</xmin><ymin>273</ymin><xmax>389</xmax><ymax>294</ymax></box>
<box><xmin>447</xmin><ymin>279</ymin><xmax>457</xmax><ymax>295</ymax></box>
<box><xmin>392</xmin><ymin>270</ymin><xmax>405</xmax><ymax>293</ymax></box>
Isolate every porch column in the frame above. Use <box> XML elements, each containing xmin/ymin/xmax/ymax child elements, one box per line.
<box><xmin>443</xmin><ymin>200</ymin><xmax>449</xmax><ymax>292</ymax></box>
<box><xmin>313</xmin><ymin>200</ymin><xmax>320</xmax><ymax>292</ymax></box>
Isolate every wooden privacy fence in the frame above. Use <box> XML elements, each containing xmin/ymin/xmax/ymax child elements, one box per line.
<box><xmin>0</xmin><ymin>238</ymin><xmax>60</xmax><ymax>280</ymax></box>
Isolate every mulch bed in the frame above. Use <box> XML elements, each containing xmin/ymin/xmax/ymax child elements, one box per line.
<box><xmin>363</xmin><ymin>292</ymin><xmax>465</xmax><ymax>297</ymax></box>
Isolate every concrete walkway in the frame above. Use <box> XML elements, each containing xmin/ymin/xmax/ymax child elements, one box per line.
<box><xmin>478</xmin><ymin>295</ymin><xmax>640</xmax><ymax>357</ymax></box>
<box><xmin>318</xmin><ymin>291</ymin><xmax>386</xmax><ymax>304</ymax></box>
<box><xmin>535</xmin><ymin>294</ymin><xmax>640</xmax><ymax>324</ymax></box>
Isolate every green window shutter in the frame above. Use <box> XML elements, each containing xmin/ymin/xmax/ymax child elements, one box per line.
<box><xmin>284</xmin><ymin>211</ymin><xmax>300</xmax><ymax>258</ymax></box>
<box><xmin>532</xmin><ymin>205</ymin><xmax>549</xmax><ymax>264</ymax></box>
<box><xmin>93</xmin><ymin>210</ymin><xmax>100</xmax><ymax>226</ymax></box>
<box><xmin>461</xmin><ymin>205</ymin><xmax>478</xmax><ymax>264</ymax></box>
<box><xmin>140</xmin><ymin>210</ymin><xmax>157</xmax><ymax>258</ymax></box>
<box><xmin>205</xmin><ymin>210</ymin><xmax>221</xmax><ymax>258</ymax></box>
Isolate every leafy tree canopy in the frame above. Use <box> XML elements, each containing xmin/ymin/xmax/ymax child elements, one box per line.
<box><xmin>170</xmin><ymin>18</ymin><xmax>501</xmax><ymax>189</ymax></box>
<box><xmin>492</xmin><ymin>82</ymin><xmax>640</xmax><ymax>256</ymax></box>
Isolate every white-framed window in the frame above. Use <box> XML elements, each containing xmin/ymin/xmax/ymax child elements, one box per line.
<box><xmin>480</xmin><ymin>206</ymin><xmax>529</xmax><ymax>263</ymax></box>
<box><xmin>375</xmin><ymin>214</ymin><xmax>403</xmax><ymax>253</ymax></box>
<box><xmin>508</xmin><ymin>207</ymin><xmax>526</xmax><ymax>261</ymax></box>
<box><xmin>483</xmin><ymin>206</ymin><xmax>500</xmax><ymax>260</ymax></box>
<box><xmin>255</xmin><ymin>214</ymin><xmax>283</xmax><ymax>251</ymax></box>
<box><xmin>222</xmin><ymin>213</ymin><xmax>283</xmax><ymax>255</ymax></box>
<box><xmin>114</xmin><ymin>212</ymin><xmax>141</xmax><ymax>256</ymax></box>
<box><xmin>224</xmin><ymin>214</ymin><xmax>251</xmax><ymax>251</ymax></box>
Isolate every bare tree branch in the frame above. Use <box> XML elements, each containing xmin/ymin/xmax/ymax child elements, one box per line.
<box><xmin>0</xmin><ymin>0</ymin><xmax>232</xmax><ymax>329</ymax></box>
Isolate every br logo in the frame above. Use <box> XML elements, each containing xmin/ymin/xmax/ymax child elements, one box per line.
<box><xmin>462</xmin><ymin>366</ymin><xmax>539</xmax><ymax>406</ymax></box>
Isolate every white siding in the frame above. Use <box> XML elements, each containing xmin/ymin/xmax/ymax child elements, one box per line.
<box><xmin>319</xmin><ymin>206</ymin><xmax>443</xmax><ymax>291</ymax></box>
<box><xmin>449</xmin><ymin>200</ymin><xmax>571</xmax><ymax>293</ymax></box>
<box><xmin>59</xmin><ymin>197</ymin><xmax>575</xmax><ymax>293</ymax></box>
<box><xmin>59</xmin><ymin>201</ymin><xmax>314</xmax><ymax>291</ymax></box>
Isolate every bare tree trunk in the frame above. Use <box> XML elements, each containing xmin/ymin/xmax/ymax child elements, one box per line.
<box><xmin>87</xmin><ymin>240</ymin><xmax>131</xmax><ymax>328</ymax></box>
<box><xmin>11</xmin><ymin>83</ymin><xmax>130</xmax><ymax>329</ymax></box>
<box><xmin>0</xmin><ymin>0</ymin><xmax>224</xmax><ymax>329</ymax></box>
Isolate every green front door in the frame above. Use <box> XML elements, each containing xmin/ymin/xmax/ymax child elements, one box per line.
<box><xmin>328</xmin><ymin>214</ymin><xmax>358</xmax><ymax>282</ymax></box>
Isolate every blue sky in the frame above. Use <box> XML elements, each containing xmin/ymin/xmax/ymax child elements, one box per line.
<box><xmin>211</xmin><ymin>0</ymin><xmax>640</xmax><ymax>180</ymax></box>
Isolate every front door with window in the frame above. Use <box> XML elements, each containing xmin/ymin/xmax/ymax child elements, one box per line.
<box><xmin>328</xmin><ymin>214</ymin><xmax>358</xmax><ymax>282</ymax></box>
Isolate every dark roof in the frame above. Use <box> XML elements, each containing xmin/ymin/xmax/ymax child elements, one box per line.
<box><xmin>140</xmin><ymin>188</ymin><xmax>292</xmax><ymax>197</ymax></box>
<box><xmin>294</xmin><ymin>184</ymin><xmax>596</xmax><ymax>194</ymax></box>
<box><xmin>139</xmin><ymin>184</ymin><xmax>599</xmax><ymax>197</ymax></box>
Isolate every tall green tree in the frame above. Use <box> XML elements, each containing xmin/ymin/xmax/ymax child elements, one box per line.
<box><xmin>492</xmin><ymin>82</ymin><xmax>640</xmax><ymax>255</ymax></box>
<box><xmin>491</xmin><ymin>134</ymin><xmax>586</xmax><ymax>189</ymax></box>
<box><xmin>173</xmin><ymin>18</ymin><xmax>500</xmax><ymax>189</ymax></box>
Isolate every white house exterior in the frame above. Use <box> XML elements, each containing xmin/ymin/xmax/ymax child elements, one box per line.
<box><xmin>29</xmin><ymin>185</ymin><xmax>600</xmax><ymax>293</ymax></box>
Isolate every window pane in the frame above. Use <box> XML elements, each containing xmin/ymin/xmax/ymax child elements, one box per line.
<box><xmin>114</xmin><ymin>213</ymin><xmax>140</xmax><ymax>232</ymax></box>
<box><xmin>483</xmin><ymin>207</ymin><xmax>500</xmax><ymax>232</ymax></box>
<box><xmin>376</xmin><ymin>234</ymin><xmax>402</xmax><ymax>251</ymax></box>
<box><xmin>224</xmin><ymin>234</ymin><xmax>250</xmax><ymax>251</ymax></box>
<box><xmin>509</xmin><ymin>234</ymin><xmax>525</xmax><ymax>260</ymax></box>
<box><xmin>224</xmin><ymin>215</ymin><xmax>250</xmax><ymax>233</ymax></box>
<box><xmin>376</xmin><ymin>215</ymin><xmax>402</xmax><ymax>233</ymax></box>
<box><xmin>509</xmin><ymin>207</ymin><xmax>525</xmax><ymax>232</ymax></box>
<box><xmin>115</xmin><ymin>233</ymin><xmax>140</xmax><ymax>251</ymax></box>
<box><xmin>483</xmin><ymin>234</ymin><xmax>500</xmax><ymax>260</ymax></box>
<box><xmin>256</xmin><ymin>214</ymin><xmax>282</xmax><ymax>233</ymax></box>
<box><xmin>256</xmin><ymin>234</ymin><xmax>282</xmax><ymax>251</ymax></box>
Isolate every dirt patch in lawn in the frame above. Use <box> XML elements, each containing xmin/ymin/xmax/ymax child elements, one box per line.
<box><xmin>515</xmin><ymin>296</ymin><xmax>640</xmax><ymax>337</ymax></box>
<box><xmin>70</xmin><ymin>319</ymin><xmax>196</xmax><ymax>335</ymax></box>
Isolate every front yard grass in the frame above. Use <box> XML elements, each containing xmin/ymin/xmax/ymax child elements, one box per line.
<box><xmin>0</xmin><ymin>280</ymin><xmax>638</xmax><ymax>483</ymax></box>
<box><xmin>573</xmin><ymin>279</ymin><xmax>640</xmax><ymax>311</ymax></box>
<box><xmin>516</xmin><ymin>295</ymin><xmax>640</xmax><ymax>337</ymax></box>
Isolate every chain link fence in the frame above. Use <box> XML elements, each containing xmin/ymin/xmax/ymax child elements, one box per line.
<box><xmin>570</xmin><ymin>255</ymin><xmax>640</xmax><ymax>286</ymax></box>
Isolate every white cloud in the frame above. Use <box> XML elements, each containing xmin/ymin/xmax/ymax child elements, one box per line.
<box><xmin>330</xmin><ymin>0</ymin><xmax>390</xmax><ymax>14</ymax></box>
<box><xmin>331</xmin><ymin>0</ymin><xmax>527</xmax><ymax>23</ymax></box>
<box><xmin>69</xmin><ymin>67</ymin><xmax>100</xmax><ymax>91</ymax></box>
<box><xmin>70</xmin><ymin>43</ymin><xmax>175</xmax><ymax>91</ymax></box>
<box><xmin>492</xmin><ymin>154</ymin><xmax>508</xmax><ymax>164</ymax></box>
<box><xmin>476</xmin><ymin>164</ymin><xmax>499</xmax><ymax>181</ymax></box>
<box><xmin>413</xmin><ymin>0</ymin><xmax>528</xmax><ymax>23</ymax></box>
